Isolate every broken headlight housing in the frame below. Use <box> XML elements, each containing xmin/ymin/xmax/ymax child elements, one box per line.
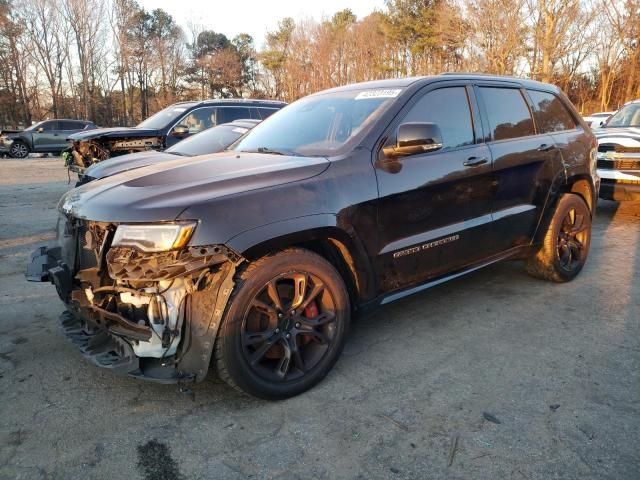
<box><xmin>112</xmin><ymin>222</ymin><xmax>197</xmax><ymax>252</ymax></box>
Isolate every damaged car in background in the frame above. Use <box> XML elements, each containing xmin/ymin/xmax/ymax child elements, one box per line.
<box><xmin>27</xmin><ymin>75</ymin><xmax>598</xmax><ymax>399</ymax></box>
<box><xmin>1</xmin><ymin>119</ymin><xmax>95</xmax><ymax>158</ymax></box>
<box><xmin>77</xmin><ymin>119</ymin><xmax>261</xmax><ymax>185</ymax></box>
<box><xmin>66</xmin><ymin>99</ymin><xmax>285</xmax><ymax>173</ymax></box>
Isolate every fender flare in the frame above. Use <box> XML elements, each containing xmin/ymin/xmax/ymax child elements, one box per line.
<box><xmin>226</xmin><ymin>214</ymin><xmax>376</xmax><ymax>303</ymax></box>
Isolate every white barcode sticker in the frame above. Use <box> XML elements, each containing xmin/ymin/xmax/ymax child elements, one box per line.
<box><xmin>355</xmin><ymin>89</ymin><xmax>402</xmax><ymax>100</ymax></box>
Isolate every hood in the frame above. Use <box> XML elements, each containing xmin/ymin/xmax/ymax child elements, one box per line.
<box><xmin>68</xmin><ymin>126</ymin><xmax>161</xmax><ymax>141</ymax></box>
<box><xmin>595</xmin><ymin>127</ymin><xmax>640</xmax><ymax>144</ymax></box>
<box><xmin>84</xmin><ymin>150</ymin><xmax>179</xmax><ymax>180</ymax></box>
<box><xmin>59</xmin><ymin>151</ymin><xmax>330</xmax><ymax>223</ymax></box>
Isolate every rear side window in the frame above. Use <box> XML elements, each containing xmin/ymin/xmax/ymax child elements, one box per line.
<box><xmin>401</xmin><ymin>87</ymin><xmax>475</xmax><ymax>149</ymax></box>
<box><xmin>479</xmin><ymin>87</ymin><xmax>535</xmax><ymax>141</ymax></box>
<box><xmin>527</xmin><ymin>90</ymin><xmax>577</xmax><ymax>132</ymax></box>
<box><xmin>257</xmin><ymin>107</ymin><xmax>278</xmax><ymax>120</ymax></box>
<box><xmin>217</xmin><ymin>107</ymin><xmax>252</xmax><ymax>124</ymax></box>
<box><xmin>60</xmin><ymin>121</ymin><xmax>84</xmax><ymax>130</ymax></box>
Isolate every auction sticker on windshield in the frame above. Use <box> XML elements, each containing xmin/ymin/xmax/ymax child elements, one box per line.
<box><xmin>355</xmin><ymin>89</ymin><xmax>402</xmax><ymax>100</ymax></box>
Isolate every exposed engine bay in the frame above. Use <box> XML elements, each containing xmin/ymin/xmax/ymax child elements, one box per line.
<box><xmin>69</xmin><ymin>136</ymin><xmax>163</xmax><ymax>170</ymax></box>
<box><xmin>29</xmin><ymin>215</ymin><xmax>242</xmax><ymax>382</ymax></box>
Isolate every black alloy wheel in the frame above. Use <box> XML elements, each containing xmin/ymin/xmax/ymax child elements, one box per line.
<box><xmin>556</xmin><ymin>207</ymin><xmax>588</xmax><ymax>271</ymax></box>
<box><xmin>214</xmin><ymin>248</ymin><xmax>350</xmax><ymax>399</ymax></box>
<box><xmin>241</xmin><ymin>272</ymin><xmax>337</xmax><ymax>382</ymax></box>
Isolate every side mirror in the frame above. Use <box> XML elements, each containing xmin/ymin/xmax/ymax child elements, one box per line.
<box><xmin>172</xmin><ymin>125</ymin><xmax>189</xmax><ymax>136</ymax></box>
<box><xmin>37</xmin><ymin>127</ymin><xmax>44</xmax><ymax>133</ymax></box>
<box><xmin>383</xmin><ymin>122</ymin><xmax>443</xmax><ymax>158</ymax></box>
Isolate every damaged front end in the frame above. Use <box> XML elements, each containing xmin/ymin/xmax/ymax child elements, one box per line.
<box><xmin>27</xmin><ymin>214</ymin><xmax>242</xmax><ymax>383</ymax></box>
<box><xmin>69</xmin><ymin>136</ymin><xmax>163</xmax><ymax>173</ymax></box>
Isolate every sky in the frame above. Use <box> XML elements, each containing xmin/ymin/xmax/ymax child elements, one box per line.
<box><xmin>138</xmin><ymin>0</ymin><xmax>387</xmax><ymax>48</ymax></box>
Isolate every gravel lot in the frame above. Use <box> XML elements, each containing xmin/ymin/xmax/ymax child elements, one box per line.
<box><xmin>0</xmin><ymin>157</ymin><xmax>639</xmax><ymax>480</ymax></box>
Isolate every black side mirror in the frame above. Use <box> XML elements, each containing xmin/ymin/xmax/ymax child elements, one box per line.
<box><xmin>172</xmin><ymin>125</ymin><xmax>189</xmax><ymax>136</ymax></box>
<box><xmin>383</xmin><ymin>122</ymin><xmax>443</xmax><ymax>158</ymax></box>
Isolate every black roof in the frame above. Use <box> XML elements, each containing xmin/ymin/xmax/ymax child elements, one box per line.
<box><xmin>316</xmin><ymin>74</ymin><xmax>560</xmax><ymax>96</ymax></box>
<box><xmin>172</xmin><ymin>98</ymin><xmax>286</xmax><ymax>107</ymax></box>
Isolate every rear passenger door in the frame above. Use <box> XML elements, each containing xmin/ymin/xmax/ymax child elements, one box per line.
<box><xmin>526</xmin><ymin>89</ymin><xmax>590</xmax><ymax>184</ymax></box>
<box><xmin>475</xmin><ymin>84</ymin><xmax>560</xmax><ymax>252</ymax></box>
<box><xmin>375</xmin><ymin>83</ymin><xmax>496</xmax><ymax>293</ymax></box>
<box><xmin>58</xmin><ymin>121</ymin><xmax>83</xmax><ymax>150</ymax></box>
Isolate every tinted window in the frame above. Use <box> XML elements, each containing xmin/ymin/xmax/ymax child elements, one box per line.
<box><xmin>402</xmin><ymin>87</ymin><xmax>474</xmax><ymax>149</ymax></box>
<box><xmin>217</xmin><ymin>107</ymin><xmax>252</xmax><ymax>124</ymax></box>
<box><xmin>605</xmin><ymin>103</ymin><xmax>640</xmax><ymax>127</ymax></box>
<box><xmin>528</xmin><ymin>90</ymin><xmax>576</xmax><ymax>132</ymax></box>
<box><xmin>177</xmin><ymin>107</ymin><xmax>217</xmax><ymax>134</ymax></box>
<box><xmin>38</xmin><ymin>121</ymin><xmax>57</xmax><ymax>131</ymax></box>
<box><xmin>257</xmin><ymin>107</ymin><xmax>278</xmax><ymax>120</ymax></box>
<box><xmin>167</xmin><ymin>124</ymin><xmax>250</xmax><ymax>156</ymax></box>
<box><xmin>60</xmin><ymin>121</ymin><xmax>84</xmax><ymax>130</ymax></box>
<box><xmin>480</xmin><ymin>87</ymin><xmax>535</xmax><ymax>140</ymax></box>
<box><xmin>234</xmin><ymin>89</ymin><xmax>400</xmax><ymax>156</ymax></box>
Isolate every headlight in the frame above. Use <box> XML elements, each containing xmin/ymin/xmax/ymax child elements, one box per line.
<box><xmin>112</xmin><ymin>222</ymin><xmax>197</xmax><ymax>252</ymax></box>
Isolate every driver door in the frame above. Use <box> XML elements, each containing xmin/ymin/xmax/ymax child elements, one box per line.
<box><xmin>374</xmin><ymin>84</ymin><xmax>496</xmax><ymax>294</ymax></box>
<box><xmin>166</xmin><ymin>106</ymin><xmax>217</xmax><ymax>147</ymax></box>
<box><xmin>32</xmin><ymin>121</ymin><xmax>60</xmax><ymax>152</ymax></box>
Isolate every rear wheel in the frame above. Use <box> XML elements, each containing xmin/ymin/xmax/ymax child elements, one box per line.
<box><xmin>526</xmin><ymin>193</ymin><xmax>591</xmax><ymax>282</ymax></box>
<box><xmin>9</xmin><ymin>141</ymin><xmax>29</xmax><ymax>159</ymax></box>
<box><xmin>214</xmin><ymin>248</ymin><xmax>350</xmax><ymax>399</ymax></box>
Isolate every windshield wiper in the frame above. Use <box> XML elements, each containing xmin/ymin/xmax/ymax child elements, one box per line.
<box><xmin>242</xmin><ymin>147</ymin><xmax>298</xmax><ymax>156</ymax></box>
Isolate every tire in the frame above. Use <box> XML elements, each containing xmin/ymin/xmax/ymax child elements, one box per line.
<box><xmin>214</xmin><ymin>248</ymin><xmax>350</xmax><ymax>399</ymax></box>
<box><xmin>9</xmin><ymin>141</ymin><xmax>29</xmax><ymax>159</ymax></box>
<box><xmin>526</xmin><ymin>193</ymin><xmax>592</xmax><ymax>282</ymax></box>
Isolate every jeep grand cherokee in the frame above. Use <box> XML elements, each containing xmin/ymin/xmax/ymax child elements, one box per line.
<box><xmin>27</xmin><ymin>75</ymin><xmax>599</xmax><ymax>399</ymax></box>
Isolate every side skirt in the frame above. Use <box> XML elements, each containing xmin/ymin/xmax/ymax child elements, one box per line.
<box><xmin>365</xmin><ymin>245</ymin><xmax>529</xmax><ymax>309</ymax></box>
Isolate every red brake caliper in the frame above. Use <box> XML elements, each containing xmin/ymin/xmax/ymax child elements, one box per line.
<box><xmin>304</xmin><ymin>301</ymin><xmax>318</xmax><ymax>319</ymax></box>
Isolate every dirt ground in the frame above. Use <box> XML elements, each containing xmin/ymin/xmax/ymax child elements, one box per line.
<box><xmin>0</xmin><ymin>157</ymin><xmax>638</xmax><ymax>480</ymax></box>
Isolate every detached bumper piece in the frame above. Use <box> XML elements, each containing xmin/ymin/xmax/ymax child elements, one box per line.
<box><xmin>59</xmin><ymin>310</ymin><xmax>191</xmax><ymax>384</ymax></box>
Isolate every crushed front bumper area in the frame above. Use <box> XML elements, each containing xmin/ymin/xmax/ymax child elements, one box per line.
<box><xmin>27</xmin><ymin>223</ymin><xmax>241</xmax><ymax>384</ymax></box>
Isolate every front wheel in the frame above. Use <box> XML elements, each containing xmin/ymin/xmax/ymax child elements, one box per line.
<box><xmin>9</xmin><ymin>141</ymin><xmax>29</xmax><ymax>159</ymax></box>
<box><xmin>526</xmin><ymin>193</ymin><xmax>592</xmax><ymax>282</ymax></box>
<box><xmin>214</xmin><ymin>248</ymin><xmax>350</xmax><ymax>399</ymax></box>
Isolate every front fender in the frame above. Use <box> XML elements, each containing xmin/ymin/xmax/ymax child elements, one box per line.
<box><xmin>226</xmin><ymin>214</ymin><xmax>376</xmax><ymax>303</ymax></box>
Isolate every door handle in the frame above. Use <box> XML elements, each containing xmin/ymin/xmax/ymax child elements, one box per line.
<box><xmin>537</xmin><ymin>143</ymin><xmax>556</xmax><ymax>152</ymax></box>
<box><xmin>463</xmin><ymin>156</ymin><xmax>488</xmax><ymax>167</ymax></box>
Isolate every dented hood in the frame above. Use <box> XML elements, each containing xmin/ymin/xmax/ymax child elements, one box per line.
<box><xmin>68</xmin><ymin>126</ymin><xmax>161</xmax><ymax>141</ymax></box>
<box><xmin>58</xmin><ymin>151</ymin><xmax>330</xmax><ymax>222</ymax></box>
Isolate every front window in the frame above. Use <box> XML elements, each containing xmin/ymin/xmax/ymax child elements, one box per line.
<box><xmin>137</xmin><ymin>104</ymin><xmax>196</xmax><ymax>129</ymax></box>
<box><xmin>604</xmin><ymin>103</ymin><xmax>640</xmax><ymax>127</ymax></box>
<box><xmin>167</xmin><ymin>124</ymin><xmax>250</xmax><ymax>156</ymax></box>
<box><xmin>232</xmin><ymin>88</ymin><xmax>402</xmax><ymax>157</ymax></box>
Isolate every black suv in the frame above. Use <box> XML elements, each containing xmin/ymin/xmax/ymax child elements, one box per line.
<box><xmin>66</xmin><ymin>99</ymin><xmax>286</xmax><ymax>172</ymax></box>
<box><xmin>27</xmin><ymin>75</ymin><xmax>598</xmax><ymax>399</ymax></box>
<box><xmin>1</xmin><ymin>119</ymin><xmax>95</xmax><ymax>158</ymax></box>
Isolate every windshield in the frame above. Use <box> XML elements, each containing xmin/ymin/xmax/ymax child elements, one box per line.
<box><xmin>232</xmin><ymin>88</ymin><xmax>402</xmax><ymax>156</ymax></box>
<box><xmin>166</xmin><ymin>124</ymin><xmax>252</xmax><ymax>156</ymax></box>
<box><xmin>604</xmin><ymin>103</ymin><xmax>640</xmax><ymax>127</ymax></box>
<box><xmin>137</xmin><ymin>104</ymin><xmax>196</xmax><ymax>129</ymax></box>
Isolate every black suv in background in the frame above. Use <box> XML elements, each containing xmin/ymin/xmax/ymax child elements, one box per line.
<box><xmin>28</xmin><ymin>75</ymin><xmax>598</xmax><ymax>399</ymax></box>
<box><xmin>1</xmin><ymin>119</ymin><xmax>96</xmax><ymax>158</ymax></box>
<box><xmin>67</xmin><ymin>99</ymin><xmax>286</xmax><ymax>172</ymax></box>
